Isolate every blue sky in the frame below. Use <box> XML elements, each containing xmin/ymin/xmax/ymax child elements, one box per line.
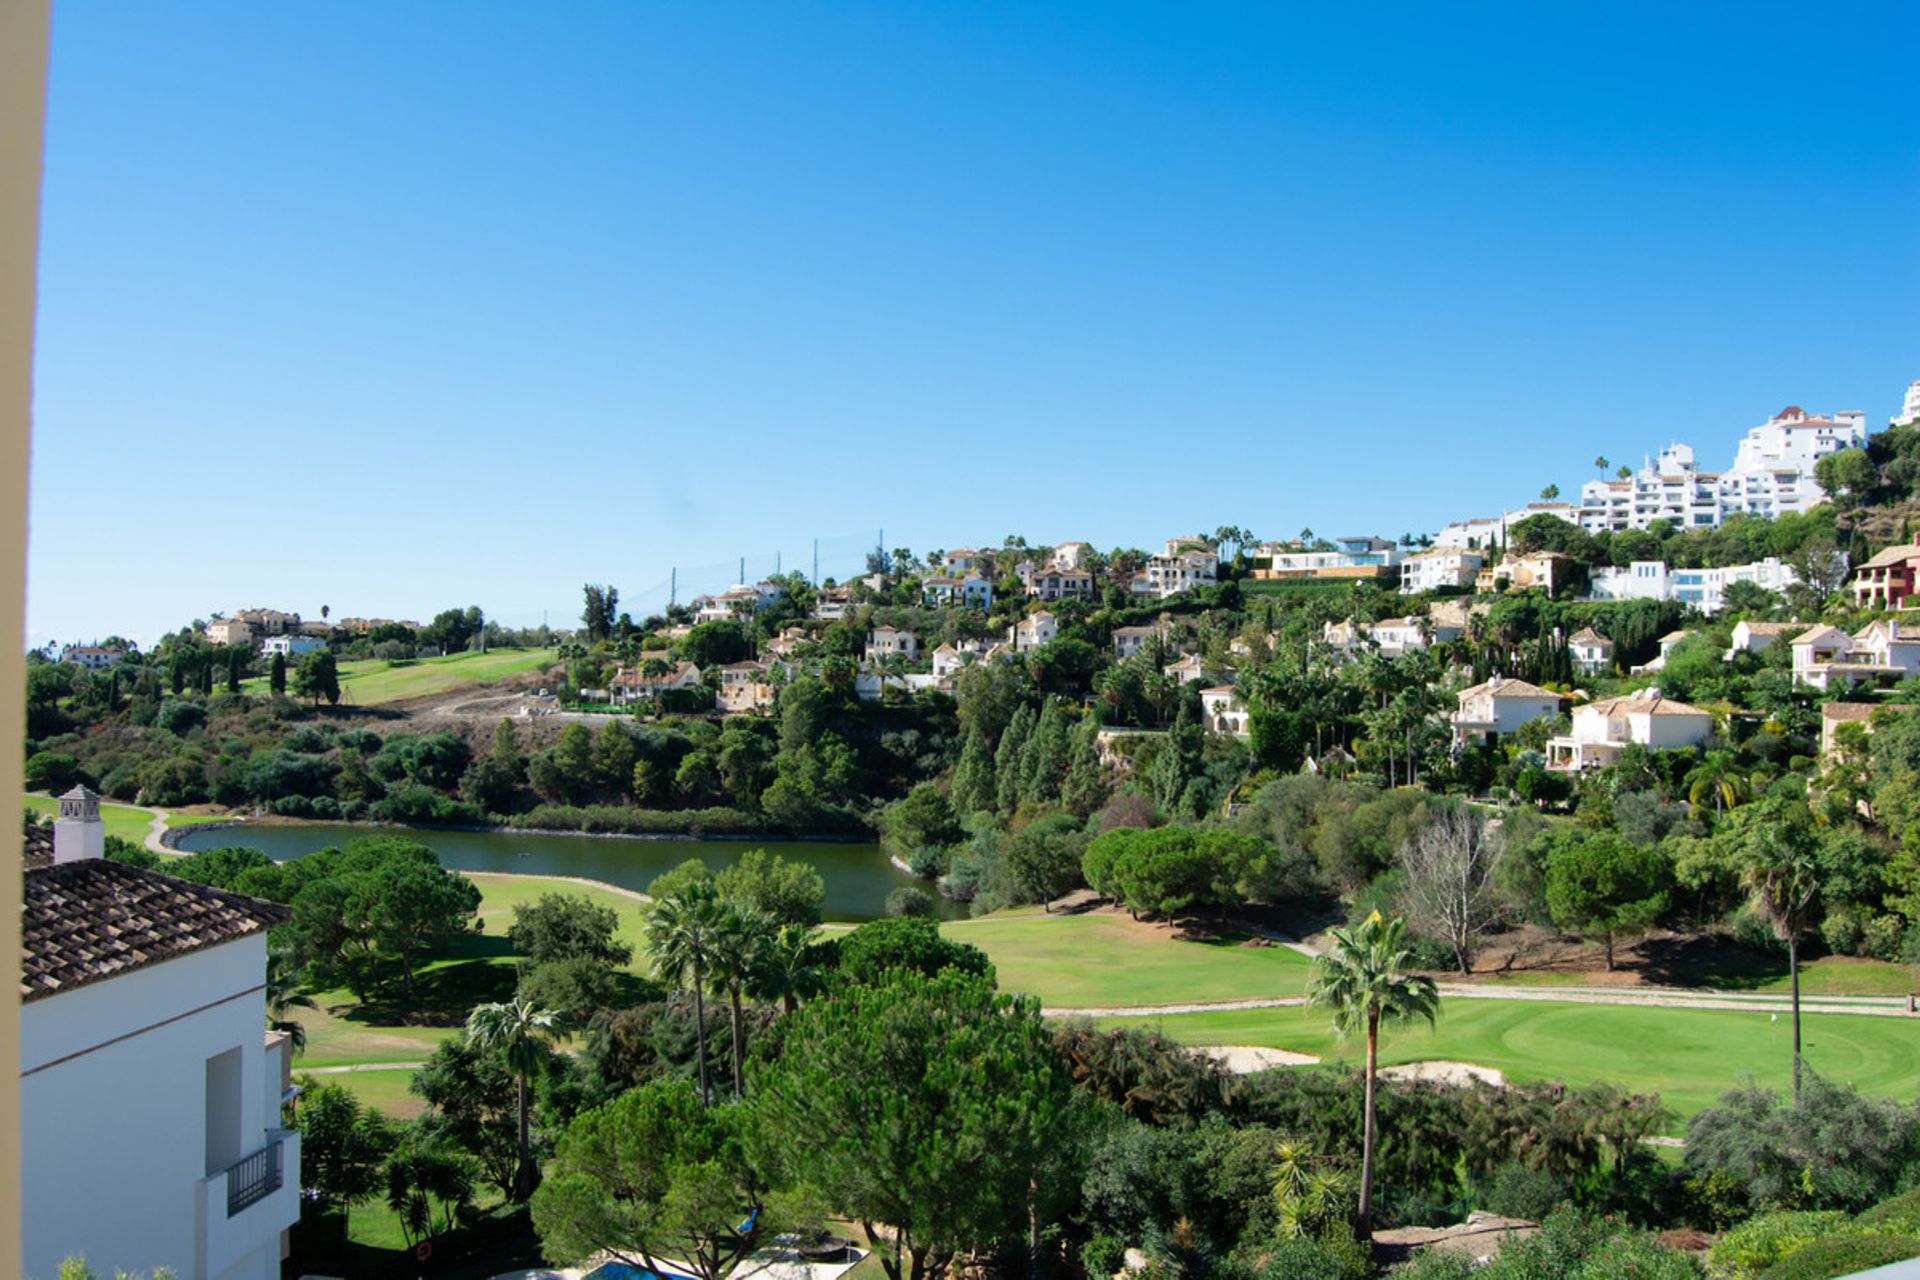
<box><xmin>27</xmin><ymin>2</ymin><xmax>1920</xmax><ymax>645</ymax></box>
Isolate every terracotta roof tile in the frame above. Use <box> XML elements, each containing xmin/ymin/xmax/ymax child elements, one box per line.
<box><xmin>21</xmin><ymin>861</ymin><xmax>289</xmax><ymax>1003</ymax></box>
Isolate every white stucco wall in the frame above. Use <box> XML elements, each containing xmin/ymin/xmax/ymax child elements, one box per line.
<box><xmin>21</xmin><ymin>934</ymin><xmax>292</xmax><ymax>1280</ymax></box>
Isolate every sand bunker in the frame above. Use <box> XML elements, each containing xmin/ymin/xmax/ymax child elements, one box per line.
<box><xmin>1196</xmin><ymin>1044</ymin><xmax>1320</xmax><ymax>1072</ymax></box>
<box><xmin>1380</xmin><ymin>1060</ymin><xmax>1507</xmax><ymax>1088</ymax></box>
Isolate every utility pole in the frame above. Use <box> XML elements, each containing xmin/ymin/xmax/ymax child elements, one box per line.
<box><xmin>739</xmin><ymin>556</ymin><xmax>745</xmax><ymax>585</ymax></box>
<box><xmin>812</xmin><ymin>538</ymin><xmax>819</xmax><ymax>585</ymax></box>
<box><xmin>776</xmin><ymin>551</ymin><xmax>782</xmax><ymax>576</ymax></box>
<box><xmin>669</xmin><ymin>568</ymin><xmax>676</xmax><ymax>607</ymax></box>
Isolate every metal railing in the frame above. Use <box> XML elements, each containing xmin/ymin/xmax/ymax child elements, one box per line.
<box><xmin>225</xmin><ymin>1137</ymin><xmax>284</xmax><ymax>1217</ymax></box>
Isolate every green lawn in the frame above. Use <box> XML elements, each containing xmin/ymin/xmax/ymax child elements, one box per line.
<box><xmin>246</xmin><ymin>647</ymin><xmax>555</xmax><ymax>704</ymax></box>
<box><xmin>291</xmin><ymin>870</ymin><xmax>651</xmax><ymax>1068</ymax></box>
<box><xmin>1470</xmin><ymin>953</ymin><xmax>1916</xmax><ymax>997</ymax></box>
<box><xmin>1102</xmin><ymin>999</ymin><xmax>1920</xmax><ymax>1124</ymax></box>
<box><xmin>944</xmin><ymin>912</ymin><xmax>1314</xmax><ymax>1007</ymax></box>
<box><xmin>306</xmin><ymin>1067</ymin><xmax>429</xmax><ymax>1121</ymax></box>
<box><xmin>24</xmin><ymin>792</ymin><xmax>234</xmax><ymax>844</ymax></box>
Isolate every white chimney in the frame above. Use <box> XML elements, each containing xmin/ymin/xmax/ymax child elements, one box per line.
<box><xmin>53</xmin><ymin>785</ymin><xmax>104</xmax><ymax>864</ymax></box>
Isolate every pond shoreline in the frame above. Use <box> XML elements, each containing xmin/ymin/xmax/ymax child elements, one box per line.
<box><xmin>159</xmin><ymin>817</ymin><xmax>870</xmax><ymax>852</ymax></box>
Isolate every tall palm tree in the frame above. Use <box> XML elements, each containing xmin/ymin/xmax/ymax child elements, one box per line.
<box><xmin>1741</xmin><ymin>826</ymin><xmax>1820</xmax><ymax>1101</ymax></box>
<box><xmin>751</xmin><ymin>922</ymin><xmax>828</xmax><ymax>1016</ymax></box>
<box><xmin>265</xmin><ymin>942</ymin><xmax>316</xmax><ymax>1055</ymax></box>
<box><xmin>646</xmin><ymin>884</ymin><xmax>728</xmax><ymax>1105</ymax></box>
<box><xmin>707</xmin><ymin>902</ymin><xmax>773</xmax><ymax>1098</ymax></box>
<box><xmin>1307</xmin><ymin>912</ymin><xmax>1440</xmax><ymax>1240</ymax></box>
<box><xmin>1685</xmin><ymin>751</ymin><xmax>1748</xmax><ymax>817</ymax></box>
<box><xmin>466</xmin><ymin>996</ymin><xmax>568</xmax><ymax>1200</ymax></box>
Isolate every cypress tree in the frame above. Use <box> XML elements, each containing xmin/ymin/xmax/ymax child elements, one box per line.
<box><xmin>994</xmin><ymin>703</ymin><xmax>1036</xmax><ymax>815</ymax></box>
<box><xmin>1061</xmin><ymin>716</ymin><xmax>1108</xmax><ymax>818</ymax></box>
<box><xmin>950</xmin><ymin>722</ymin><xmax>995</xmax><ymax>817</ymax></box>
<box><xmin>269</xmin><ymin>651</ymin><xmax>287</xmax><ymax>695</ymax></box>
<box><xmin>1020</xmin><ymin>699</ymin><xmax>1070</xmax><ymax>805</ymax></box>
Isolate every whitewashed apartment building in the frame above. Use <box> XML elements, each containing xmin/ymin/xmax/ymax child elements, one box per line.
<box><xmin>1575</xmin><ymin>407</ymin><xmax>1868</xmax><ymax>532</ymax></box>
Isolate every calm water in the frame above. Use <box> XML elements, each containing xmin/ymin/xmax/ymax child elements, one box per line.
<box><xmin>172</xmin><ymin>822</ymin><xmax>958</xmax><ymax>921</ymax></box>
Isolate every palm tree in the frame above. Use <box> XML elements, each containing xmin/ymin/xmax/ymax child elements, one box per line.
<box><xmin>1685</xmin><ymin>750</ymin><xmax>1747</xmax><ymax>817</ymax></box>
<box><xmin>707</xmin><ymin>902</ymin><xmax>774</xmax><ymax>1098</ymax></box>
<box><xmin>1307</xmin><ymin>912</ymin><xmax>1440</xmax><ymax>1240</ymax></box>
<box><xmin>266</xmin><ymin>942</ymin><xmax>316</xmax><ymax>1054</ymax></box>
<box><xmin>1593</xmin><ymin>455</ymin><xmax>1609</xmax><ymax>477</ymax></box>
<box><xmin>1741</xmin><ymin>826</ymin><xmax>1820</xmax><ymax>1101</ymax></box>
<box><xmin>751</xmin><ymin>923</ymin><xmax>828</xmax><ymax>1016</ymax></box>
<box><xmin>466</xmin><ymin>996</ymin><xmax>568</xmax><ymax>1200</ymax></box>
<box><xmin>646</xmin><ymin>884</ymin><xmax>728</xmax><ymax>1105</ymax></box>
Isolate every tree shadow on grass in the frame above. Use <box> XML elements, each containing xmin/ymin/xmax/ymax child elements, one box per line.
<box><xmin>1635</xmin><ymin>934</ymin><xmax>1788</xmax><ymax>991</ymax></box>
<box><xmin>341</xmin><ymin>958</ymin><xmax>520</xmax><ymax>1028</ymax></box>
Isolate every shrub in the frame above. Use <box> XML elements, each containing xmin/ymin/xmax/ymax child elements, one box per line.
<box><xmin>1856</xmin><ymin>1188</ymin><xmax>1920</xmax><ymax>1234</ymax></box>
<box><xmin>1685</xmin><ymin>1074</ymin><xmax>1920</xmax><ymax>1213</ymax></box>
<box><xmin>906</xmin><ymin>844</ymin><xmax>948</xmax><ymax>878</ymax></box>
<box><xmin>1706</xmin><ymin>1211</ymin><xmax>1850</xmax><ymax>1279</ymax></box>
<box><xmin>1081</xmin><ymin>1233</ymin><xmax>1126</xmax><ymax>1278</ymax></box>
<box><xmin>1759</xmin><ymin>1234</ymin><xmax>1920</xmax><ymax>1280</ymax></box>
<box><xmin>1244</xmin><ymin>1238</ymin><xmax>1351</xmax><ymax>1280</ymax></box>
<box><xmin>154</xmin><ymin>699</ymin><xmax>207</xmax><ymax>735</ymax></box>
<box><xmin>24</xmin><ymin>750</ymin><xmax>83</xmax><ymax>793</ymax></box>
<box><xmin>1484</xmin><ymin>1162</ymin><xmax>1569</xmax><ymax>1222</ymax></box>
<box><xmin>886</xmin><ymin>886</ymin><xmax>935</xmax><ymax>918</ymax></box>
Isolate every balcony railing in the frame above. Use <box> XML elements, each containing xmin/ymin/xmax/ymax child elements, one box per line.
<box><xmin>225</xmin><ymin>1137</ymin><xmax>285</xmax><ymax>1217</ymax></box>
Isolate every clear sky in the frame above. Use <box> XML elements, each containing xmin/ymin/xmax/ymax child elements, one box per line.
<box><xmin>26</xmin><ymin>2</ymin><xmax>1920</xmax><ymax>646</ymax></box>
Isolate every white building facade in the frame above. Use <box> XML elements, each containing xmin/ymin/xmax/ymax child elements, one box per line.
<box><xmin>1586</xmin><ymin>558</ymin><xmax>1799</xmax><ymax>612</ymax></box>
<box><xmin>21</xmin><ymin>790</ymin><xmax>300</xmax><ymax>1280</ymax></box>
<box><xmin>1576</xmin><ymin>407</ymin><xmax>1868</xmax><ymax>532</ymax></box>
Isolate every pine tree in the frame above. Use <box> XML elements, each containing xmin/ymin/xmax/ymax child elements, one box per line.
<box><xmin>950</xmin><ymin>722</ymin><xmax>995</xmax><ymax>817</ymax></box>
<box><xmin>994</xmin><ymin>703</ymin><xmax>1036</xmax><ymax>814</ymax></box>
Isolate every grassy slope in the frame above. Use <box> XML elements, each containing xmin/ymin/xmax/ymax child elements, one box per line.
<box><xmin>1102</xmin><ymin>999</ymin><xmax>1920</xmax><ymax>1123</ymax></box>
<box><xmin>944</xmin><ymin>912</ymin><xmax>1314</xmax><ymax>1006</ymax></box>
<box><xmin>24</xmin><ymin>792</ymin><xmax>244</xmax><ymax>841</ymax></box>
<box><xmin>245</xmin><ymin>647</ymin><xmax>555</xmax><ymax>704</ymax></box>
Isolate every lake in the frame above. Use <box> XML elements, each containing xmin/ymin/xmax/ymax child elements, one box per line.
<box><xmin>171</xmin><ymin>822</ymin><xmax>960</xmax><ymax>921</ymax></box>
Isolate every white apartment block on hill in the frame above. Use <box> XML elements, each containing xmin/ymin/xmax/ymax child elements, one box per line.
<box><xmin>21</xmin><ymin>789</ymin><xmax>301</xmax><ymax>1280</ymax></box>
<box><xmin>1896</xmin><ymin>380</ymin><xmax>1920</xmax><ymax>426</ymax></box>
<box><xmin>1575</xmin><ymin>406</ymin><xmax>1868</xmax><ymax>532</ymax></box>
<box><xmin>1252</xmin><ymin>536</ymin><xmax>1400</xmax><ymax>581</ymax></box>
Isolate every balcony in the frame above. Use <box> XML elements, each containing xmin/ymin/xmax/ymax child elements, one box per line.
<box><xmin>226</xmin><ymin>1136</ymin><xmax>284</xmax><ymax>1216</ymax></box>
<box><xmin>197</xmin><ymin>1128</ymin><xmax>300</xmax><ymax>1279</ymax></box>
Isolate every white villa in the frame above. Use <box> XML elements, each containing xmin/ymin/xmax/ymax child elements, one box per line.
<box><xmin>1252</xmin><ymin>535</ymin><xmax>1400</xmax><ymax>581</ymax></box>
<box><xmin>1011</xmin><ymin>610</ymin><xmax>1059</xmax><ymax>652</ymax></box>
<box><xmin>609</xmin><ymin>660</ymin><xmax>704</xmax><ymax>704</ymax></box>
<box><xmin>811</xmin><ymin>587</ymin><xmax>853</xmax><ymax>620</ymax></box>
<box><xmin>1450</xmin><ymin>677</ymin><xmax>1562</xmax><ymax>746</ymax></box>
<box><xmin>923</xmin><ymin>573</ymin><xmax>993</xmax><ymax>609</ymax></box>
<box><xmin>716</xmin><ymin>662</ymin><xmax>777</xmax><ymax>714</ymax></box>
<box><xmin>1020</xmin><ymin>563</ymin><xmax>1095</xmax><ymax>601</ymax></box>
<box><xmin>1137</xmin><ymin>537</ymin><xmax>1219</xmax><ymax>597</ymax></box>
<box><xmin>1113</xmin><ymin>621</ymin><xmax>1172</xmax><ymax>660</ymax></box>
<box><xmin>259</xmin><ymin>634</ymin><xmax>325</xmax><ymax>661</ymax></box>
<box><xmin>59</xmin><ymin>643</ymin><xmax>127</xmax><ymax>670</ymax></box>
<box><xmin>1725</xmin><ymin>620</ymin><xmax>1803</xmax><ymax>658</ymax></box>
<box><xmin>1164</xmin><ymin>653</ymin><xmax>1207</xmax><ymax>684</ymax></box>
<box><xmin>1587</xmin><ymin>558</ymin><xmax>1798</xmax><ymax>612</ymax></box>
<box><xmin>1547</xmin><ymin>691</ymin><xmax>1714</xmax><ymax>770</ymax></box>
<box><xmin>1400</xmin><ymin>546</ymin><xmax>1485</xmax><ymax>593</ymax></box>
<box><xmin>1200</xmin><ymin>685</ymin><xmax>1250</xmax><ymax>737</ymax></box>
<box><xmin>1568</xmin><ymin>628</ymin><xmax>1613</xmax><ymax>675</ymax></box>
<box><xmin>868</xmin><ymin>626</ymin><xmax>921</xmax><ymax>660</ymax></box>
<box><xmin>1052</xmin><ymin>540</ymin><xmax>1093</xmax><ymax>569</ymax></box>
<box><xmin>1791</xmin><ymin>620</ymin><xmax>1920</xmax><ymax>690</ymax></box>
<box><xmin>21</xmin><ymin>788</ymin><xmax>302</xmax><ymax>1280</ymax></box>
<box><xmin>1575</xmin><ymin>407</ymin><xmax>1869</xmax><ymax>532</ymax></box>
<box><xmin>1632</xmin><ymin>630</ymin><xmax>1695</xmax><ymax>674</ymax></box>
<box><xmin>1323</xmin><ymin>616</ymin><xmax>1459</xmax><ymax>660</ymax></box>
